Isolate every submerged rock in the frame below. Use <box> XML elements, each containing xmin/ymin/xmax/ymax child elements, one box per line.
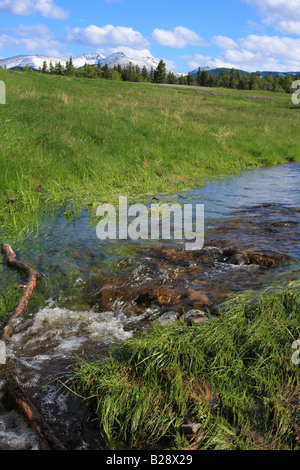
<box><xmin>226</xmin><ymin>250</ymin><xmax>290</xmax><ymax>268</ymax></box>
<box><xmin>187</xmin><ymin>290</ymin><xmax>212</xmax><ymax>309</ymax></box>
<box><xmin>183</xmin><ymin>309</ymin><xmax>209</xmax><ymax>326</ymax></box>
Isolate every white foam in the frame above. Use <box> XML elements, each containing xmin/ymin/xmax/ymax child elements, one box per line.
<box><xmin>8</xmin><ymin>306</ymin><xmax>132</xmax><ymax>361</ymax></box>
<box><xmin>157</xmin><ymin>311</ymin><xmax>178</xmax><ymax>324</ymax></box>
<box><xmin>0</xmin><ymin>409</ymin><xmax>41</xmax><ymax>450</ymax></box>
<box><xmin>0</xmin><ymin>381</ymin><xmax>40</xmax><ymax>450</ymax></box>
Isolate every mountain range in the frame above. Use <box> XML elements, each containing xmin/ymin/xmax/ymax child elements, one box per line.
<box><xmin>190</xmin><ymin>67</ymin><xmax>300</xmax><ymax>79</ymax></box>
<box><xmin>0</xmin><ymin>52</ymin><xmax>299</xmax><ymax>79</ymax></box>
<box><xmin>0</xmin><ymin>51</ymin><xmax>181</xmax><ymax>76</ymax></box>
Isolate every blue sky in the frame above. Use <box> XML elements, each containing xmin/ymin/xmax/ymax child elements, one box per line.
<box><xmin>1</xmin><ymin>0</ymin><xmax>300</xmax><ymax>72</ymax></box>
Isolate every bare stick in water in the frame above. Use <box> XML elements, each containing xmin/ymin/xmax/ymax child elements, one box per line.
<box><xmin>1</xmin><ymin>243</ymin><xmax>38</xmax><ymax>341</ymax></box>
<box><xmin>0</xmin><ymin>245</ymin><xmax>67</xmax><ymax>450</ymax></box>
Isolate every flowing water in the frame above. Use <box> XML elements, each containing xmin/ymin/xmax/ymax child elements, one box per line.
<box><xmin>0</xmin><ymin>163</ymin><xmax>299</xmax><ymax>449</ymax></box>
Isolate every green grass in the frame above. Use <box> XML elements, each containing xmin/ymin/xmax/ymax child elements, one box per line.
<box><xmin>0</xmin><ymin>69</ymin><xmax>300</xmax><ymax>241</ymax></box>
<box><xmin>70</xmin><ymin>288</ymin><xmax>300</xmax><ymax>450</ymax></box>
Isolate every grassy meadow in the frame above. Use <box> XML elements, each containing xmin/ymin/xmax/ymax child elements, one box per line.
<box><xmin>0</xmin><ymin>68</ymin><xmax>300</xmax><ymax>240</ymax></box>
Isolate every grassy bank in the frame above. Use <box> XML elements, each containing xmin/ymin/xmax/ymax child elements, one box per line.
<box><xmin>70</xmin><ymin>288</ymin><xmax>300</xmax><ymax>450</ymax></box>
<box><xmin>0</xmin><ymin>69</ymin><xmax>300</xmax><ymax>240</ymax></box>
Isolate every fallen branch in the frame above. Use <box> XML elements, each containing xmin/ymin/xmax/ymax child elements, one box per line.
<box><xmin>1</xmin><ymin>243</ymin><xmax>38</xmax><ymax>341</ymax></box>
<box><xmin>0</xmin><ymin>244</ymin><xmax>65</xmax><ymax>450</ymax></box>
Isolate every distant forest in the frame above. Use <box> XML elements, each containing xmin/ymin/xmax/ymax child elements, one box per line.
<box><xmin>19</xmin><ymin>56</ymin><xmax>300</xmax><ymax>94</ymax></box>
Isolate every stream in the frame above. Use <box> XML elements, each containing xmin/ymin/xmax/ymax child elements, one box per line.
<box><xmin>0</xmin><ymin>163</ymin><xmax>299</xmax><ymax>450</ymax></box>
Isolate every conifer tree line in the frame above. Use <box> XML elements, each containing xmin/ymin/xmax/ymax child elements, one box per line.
<box><xmin>19</xmin><ymin>56</ymin><xmax>300</xmax><ymax>94</ymax></box>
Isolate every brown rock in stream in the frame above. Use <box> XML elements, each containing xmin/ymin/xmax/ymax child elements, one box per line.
<box><xmin>135</xmin><ymin>287</ymin><xmax>182</xmax><ymax>308</ymax></box>
<box><xmin>187</xmin><ymin>290</ymin><xmax>213</xmax><ymax>309</ymax></box>
<box><xmin>227</xmin><ymin>250</ymin><xmax>285</xmax><ymax>268</ymax></box>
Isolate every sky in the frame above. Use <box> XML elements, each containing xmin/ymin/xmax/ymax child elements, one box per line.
<box><xmin>0</xmin><ymin>0</ymin><xmax>300</xmax><ymax>73</ymax></box>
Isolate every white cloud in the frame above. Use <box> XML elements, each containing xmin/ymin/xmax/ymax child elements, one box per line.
<box><xmin>184</xmin><ymin>32</ymin><xmax>300</xmax><ymax>72</ymax></box>
<box><xmin>66</xmin><ymin>24</ymin><xmax>149</xmax><ymax>49</ymax></box>
<box><xmin>182</xmin><ymin>53</ymin><xmax>238</xmax><ymax>71</ymax></box>
<box><xmin>152</xmin><ymin>26</ymin><xmax>205</xmax><ymax>48</ymax></box>
<box><xmin>212</xmin><ymin>36</ymin><xmax>238</xmax><ymax>49</ymax></box>
<box><xmin>0</xmin><ymin>21</ymin><xmax>64</xmax><ymax>53</ymax></box>
<box><xmin>240</xmin><ymin>34</ymin><xmax>300</xmax><ymax>63</ymax></box>
<box><xmin>244</xmin><ymin>0</ymin><xmax>300</xmax><ymax>21</ymax></box>
<box><xmin>0</xmin><ymin>34</ymin><xmax>62</xmax><ymax>51</ymax></box>
<box><xmin>0</xmin><ymin>0</ymin><xmax>69</xmax><ymax>20</ymax></box>
<box><xmin>243</xmin><ymin>0</ymin><xmax>300</xmax><ymax>34</ymax></box>
<box><xmin>43</xmin><ymin>48</ymin><xmax>66</xmax><ymax>58</ymax></box>
<box><xmin>273</xmin><ymin>20</ymin><xmax>300</xmax><ymax>35</ymax></box>
<box><xmin>2</xmin><ymin>23</ymin><xmax>54</xmax><ymax>39</ymax></box>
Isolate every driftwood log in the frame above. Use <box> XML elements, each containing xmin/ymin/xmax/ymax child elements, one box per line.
<box><xmin>1</xmin><ymin>243</ymin><xmax>65</xmax><ymax>450</ymax></box>
<box><xmin>1</xmin><ymin>243</ymin><xmax>38</xmax><ymax>341</ymax></box>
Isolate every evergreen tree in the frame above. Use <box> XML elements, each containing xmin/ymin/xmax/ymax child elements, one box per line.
<box><xmin>250</xmin><ymin>72</ymin><xmax>261</xmax><ymax>90</ymax></box>
<box><xmin>187</xmin><ymin>72</ymin><xmax>196</xmax><ymax>86</ymax></box>
<box><xmin>83</xmin><ymin>63</ymin><xmax>98</xmax><ymax>78</ymax></box>
<box><xmin>102</xmin><ymin>63</ymin><xmax>111</xmax><ymax>79</ymax></box>
<box><xmin>149</xmin><ymin>67</ymin><xmax>154</xmax><ymax>82</ymax></box>
<box><xmin>200</xmin><ymin>70</ymin><xmax>209</xmax><ymax>87</ymax></box>
<box><xmin>218</xmin><ymin>68</ymin><xmax>229</xmax><ymax>88</ymax></box>
<box><xmin>135</xmin><ymin>65</ymin><xmax>142</xmax><ymax>81</ymax></box>
<box><xmin>96</xmin><ymin>62</ymin><xmax>103</xmax><ymax>77</ymax></box>
<box><xmin>280</xmin><ymin>74</ymin><xmax>294</xmax><ymax>93</ymax></box>
<box><xmin>153</xmin><ymin>60</ymin><xmax>167</xmax><ymax>83</ymax></box>
<box><xmin>207</xmin><ymin>73</ymin><xmax>217</xmax><ymax>87</ymax></box>
<box><xmin>141</xmin><ymin>65</ymin><xmax>148</xmax><ymax>81</ymax></box>
<box><xmin>167</xmin><ymin>72</ymin><xmax>178</xmax><ymax>84</ymax></box>
<box><xmin>65</xmin><ymin>56</ymin><xmax>76</xmax><ymax>76</ymax></box>
<box><xmin>229</xmin><ymin>68</ymin><xmax>239</xmax><ymax>89</ymax></box>
<box><xmin>42</xmin><ymin>60</ymin><xmax>48</xmax><ymax>74</ymax></box>
<box><xmin>178</xmin><ymin>75</ymin><xmax>188</xmax><ymax>85</ymax></box>
<box><xmin>54</xmin><ymin>61</ymin><xmax>64</xmax><ymax>75</ymax></box>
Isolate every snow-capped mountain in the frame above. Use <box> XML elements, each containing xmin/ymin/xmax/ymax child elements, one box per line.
<box><xmin>0</xmin><ymin>51</ymin><xmax>180</xmax><ymax>76</ymax></box>
<box><xmin>101</xmin><ymin>52</ymin><xmax>172</xmax><ymax>74</ymax></box>
<box><xmin>190</xmin><ymin>66</ymin><xmax>213</xmax><ymax>75</ymax></box>
<box><xmin>0</xmin><ymin>52</ymin><xmax>106</xmax><ymax>70</ymax></box>
<box><xmin>0</xmin><ymin>54</ymin><xmax>67</xmax><ymax>70</ymax></box>
<box><xmin>72</xmin><ymin>52</ymin><xmax>106</xmax><ymax>68</ymax></box>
